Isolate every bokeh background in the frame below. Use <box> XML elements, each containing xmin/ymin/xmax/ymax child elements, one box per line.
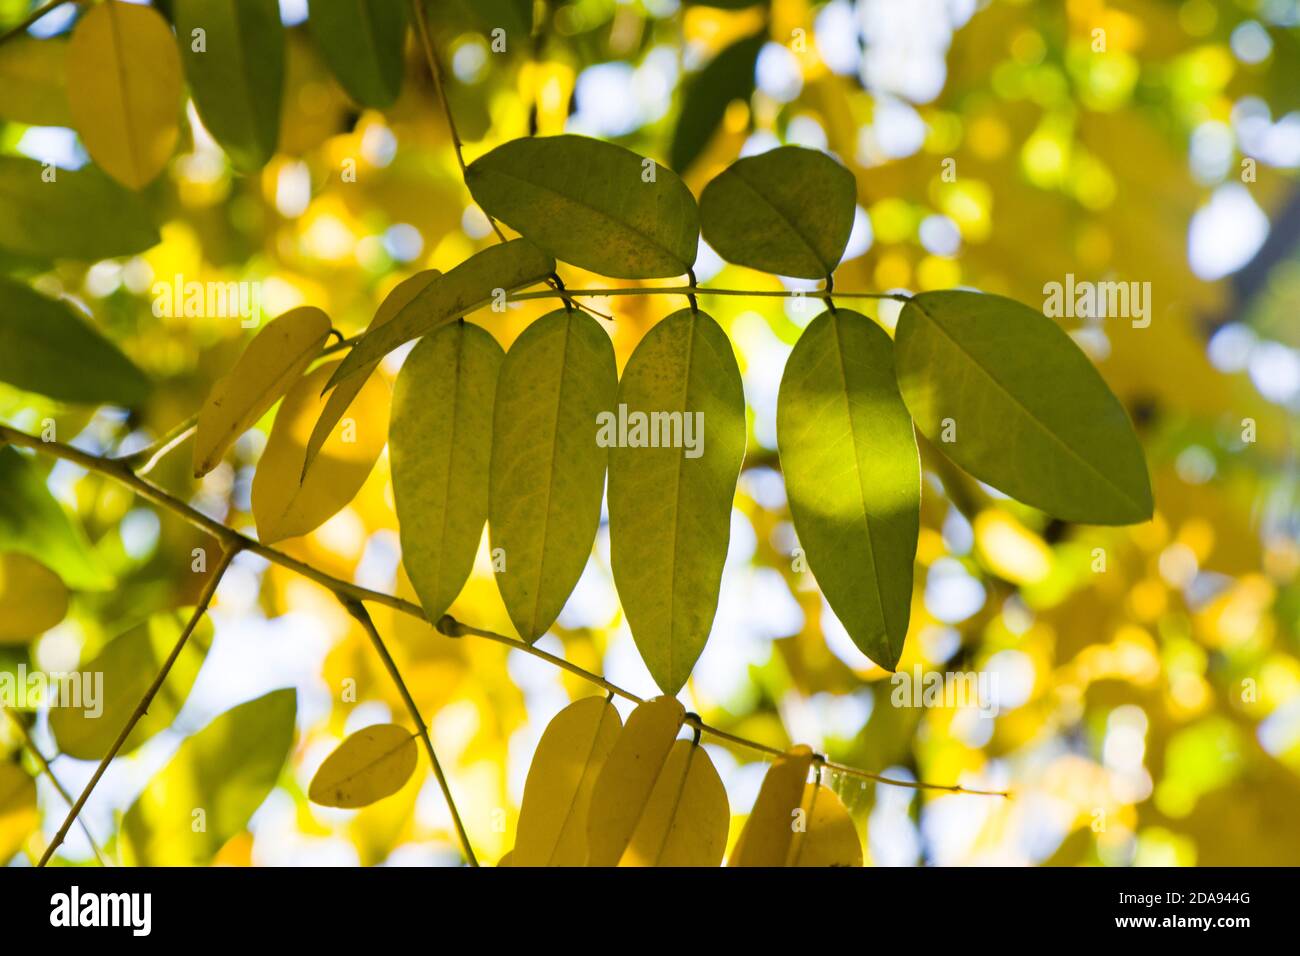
<box><xmin>2</xmin><ymin>0</ymin><xmax>1299</xmax><ymax>866</ymax></box>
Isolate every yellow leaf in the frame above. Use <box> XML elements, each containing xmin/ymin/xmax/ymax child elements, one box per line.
<box><xmin>497</xmin><ymin>850</ymin><xmax>513</xmax><ymax>867</ymax></box>
<box><xmin>0</xmin><ymin>37</ymin><xmax>72</xmax><ymax>127</ymax></box>
<box><xmin>514</xmin><ymin>696</ymin><xmax>622</xmax><ymax>866</ymax></box>
<box><xmin>0</xmin><ymin>761</ymin><xmax>38</xmax><ymax>865</ymax></box>
<box><xmin>787</xmin><ymin>783</ymin><xmax>862</xmax><ymax>867</ymax></box>
<box><xmin>66</xmin><ymin>0</ymin><xmax>181</xmax><ymax>190</ymax></box>
<box><xmin>193</xmin><ymin>306</ymin><xmax>332</xmax><ymax>477</ymax></box>
<box><xmin>0</xmin><ymin>552</ymin><xmax>68</xmax><ymax>642</ymax></box>
<box><xmin>250</xmin><ymin>359</ymin><xmax>388</xmax><ymax>544</ymax></box>
<box><xmin>973</xmin><ymin>509</ymin><xmax>1053</xmax><ymax>586</ymax></box>
<box><xmin>588</xmin><ymin>696</ymin><xmax>729</xmax><ymax>866</ymax></box>
<box><xmin>729</xmin><ymin>745</ymin><xmax>813</xmax><ymax>866</ymax></box>
<box><xmin>308</xmin><ymin>724</ymin><xmax>419</xmax><ymax>809</ymax></box>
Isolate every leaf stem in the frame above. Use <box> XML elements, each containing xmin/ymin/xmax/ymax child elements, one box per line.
<box><xmin>0</xmin><ymin>423</ymin><xmax>1008</xmax><ymax>801</ymax></box>
<box><xmin>35</xmin><ymin>544</ymin><xmax>237</xmax><ymax>866</ymax></box>
<box><xmin>342</xmin><ymin>599</ymin><xmax>479</xmax><ymax>867</ymax></box>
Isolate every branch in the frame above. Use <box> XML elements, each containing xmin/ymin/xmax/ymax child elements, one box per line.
<box><xmin>2</xmin><ymin>706</ymin><xmax>107</xmax><ymax>865</ymax></box>
<box><xmin>506</xmin><ymin>285</ymin><xmax>913</xmax><ymax>305</ymax></box>
<box><xmin>36</xmin><ymin>545</ymin><xmax>238</xmax><ymax>866</ymax></box>
<box><xmin>342</xmin><ymin>599</ymin><xmax>479</xmax><ymax>867</ymax></box>
<box><xmin>0</xmin><ymin>423</ymin><xmax>1009</xmax><ymax>800</ymax></box>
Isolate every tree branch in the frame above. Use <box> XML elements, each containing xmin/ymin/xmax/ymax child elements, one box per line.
<box><xmin>36</xmin><ymin>545</ymin><xmax>238</xmax><ymax>866</ymax></box>
<box><xmin>0</xmin><ymin>423</ymin><xmax>1008</xmax><ymax>800</ymax></box>
<box><xmin>342</xmin><ymin>598</ymin><xmax>479</xmax><ymax>866</ymax></box>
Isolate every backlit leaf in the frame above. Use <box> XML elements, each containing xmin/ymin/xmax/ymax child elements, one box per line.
<box><xmin>514</xmin><ymin>696</ymin><xmax>622</xmax><ymax>866</ymax></box>
<box><xmin>728</xmin><ymin>745</ymin><xmax>813</xmax><ymax>867</ymax></box>
<box><xmin>327</xmin><ymin>238</ymin><xmax>553</xmax><ymax>389</ymax></box>
<box><xmin>307</xmin><ymin>0</ymin><xmax>406</xmax><ymax>108</ymax></box>
<box><xmin>50</xmin><ymin>609</ymin><xmax>214</xmax><ymax>760</ymax></box>
<box><xmin>895</xmin><ymin>290</ymin><xmax>1153</xmax><ymax>524</ymax></box>
<box><xmin>777</xmin><ymin>309</ymin><xmax>919</xmax><ymax>669</ymax></box>
<box><xmin>491</xmin><ymin>310</ymin><xmax>617</xmax><ymax>642</ymax></box>
<box><xmin>466</xmin><ymin>135</ymin><xmax>699</xmax><ymax>279</ymax></box>
<box><xmin>608</xmin><ymin>309</ymin><xmax>746</xmax><ymax>695</ymax></box>
<box><xmin>0</xmin><ymin>553</ymin><xmax>69</xmax><ymax>643</ymax></box>
<box><xmin>122</xmin><ymin>689</ymin><xmax>297</xmax><ymax>866</ymax></box>
<box><xmin>391</xmin><ymin>321</ymin><xmax>503</xmax><ymax>622</ymax></box>
<box><xmin>0</xmin><ymin>37</ymin><xmax>72</xmax><ymax>127</ymax></box>
<box><xmin>251</xmin><ymin>359</ymin><xmax>389</xmax><ymax>544</ymax></box>
<box><xmin>0</xmin><ymin>447</ymin><xmax>110</xmax><ymax>591</ymax></box>
<box><xmin>305</xmin><ymin>271</ymin><xmax>439</xmax><ymax>477</ymax></box>
<box><xmin>308</xmin><ymin>724</ymin><xmax>418</xmax><ymax>808</ymax></box>
<box><xmin>669</xmin><ymin>31</ymin><xmax>764</xmax><ymax>173</ymax></box>
<box><xmin>0</xmin><ymin>761</ymin><xmax>37</xmax><ymax>865</ymax></box>
<box><xmin>0</xmin><ymin>277</ymin><xmax>150</xmax><ymax>406</ymax></box>
<box><xmin>788</xmin><ymin>782</ymin><xmax>862</xmax><ymax>867</ymax></box>
<box><xmin>174</xmin><ymin>0</ymin><xmax>285</xmax><ymax>171</ymax></box>
<box><xmin>701</xmin><ymin>146</ymin><xmax>857</xmax><ymax>279</ymax></box>
<box><xmin>0</xmin><ymin>156</ymin><xmax>159</xmax><ymax>260</ymax></box>
<box><xmin>192</xmin><ymin>305</ymin><xmax>332</xmax><ymax>477</ymax></box>
<box><xmin>67</xmin><ymin>0</ymin><xmax>182</xmax><ymax>189</ymax></box>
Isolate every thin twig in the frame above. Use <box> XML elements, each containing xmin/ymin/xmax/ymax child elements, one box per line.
<box><xmin>36</xmin><ymin>545</ymin><xmax>238</xmax><ymax>866</ymax></box>
<box><xmin>2</xmin><ymin>706</ymin><xmax>107</xmax><ymax>865</ymax></box>
<box><xmin>0</xmin><ymin>424</ymin><xmax>1009</xmax><ymax>800</ymax></box>
<box><xmin>506</xmin><ymin>285</ymin><xmax>913</xmax><ymax>304</ymax></box>
<box><xmin>342</xmin><ymin>599</ymin><xmax>479</xmax><ymax>866</ymax></box>
<box><xmin>0</xmin><ymin>0</ymin><xmax>75</xmax><ymax>46</ymax></box>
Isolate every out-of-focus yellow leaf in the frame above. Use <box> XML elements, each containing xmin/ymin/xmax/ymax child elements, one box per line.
<box><xmin>193</xmin><ymin>306</ymin><xmax>332</xmax><ymax>477</ymax></box>
<box><xmin>0</xmin><ymin>37</ymin><xmax>72</xmax><ymax>127</ymax></box>
<box><xmin>308</xmin><ymin>724</ymin><xmax>418</xmax><ymax>808</ymax></box>
<box><xmin>729</xmin><ymin>745</ymin><xmax>813</xmax><ymax>866</ymax></box>
<box><xmin>788</xmin><ymin>783</ymin><xmax>863</xmax><ymax>867</ymax></box>
<box><xmin>0</xmin><ymin>761</ymin><xmax>38</xmax><ymax>865</ymax></box>
<box><xmin>974</xmin><ymin>509</ymin><xmax>1053</xmax><ymax>585</ymax></box>
<box><xmin>66</xmin><ymin>0</ymin><xmax>181</xmax><ymax>190</ymax></box>
<box><xmin>250</xmin><ymin>359</ymin><xmax>388</xmax><ymax>544</ymax></box>
<box><xmin>0</xmin><ymin>552</ymin><xmax>68</xmax><ymax>642</ymax></box>
<box><xmin>514</xmin><ymin>696</ymin><xmax>622</xmax><ymax>866</ymax></box>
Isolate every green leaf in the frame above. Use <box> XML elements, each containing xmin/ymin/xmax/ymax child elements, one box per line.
<box><xmin>465</xmin><ymin>135</ymin><xmax>699</xmax><ymax>279</ymax></box>
<box><xmin>669</xmin><ymin>31</ymin><xmax>764</xmax><ymax>173</ymax></box>
<box><xmin>490</xmin><ymin>310</ymin><xmax>618</xmax><ymax>642</ymax></box>
<box><xmin>326</xmin><ymin>238</ymin><xmax>553</xmax><ymax>390</ymax></box>
<box><xmin>122</xmin><ymin>689</ymin><xmax>297</xmax><ymax>866</ymax></box>
<box><xmin>49</xmin><ymin>608</ymin><xmax>213</xmax><ymax>760</ymax></box>
<box><xmin>0</xmin><ymin>447</ymin><xmax>110</xmax><ymax>591</ymax></box>
<box><xmin>607</xmin><ymin>309</ymin><xmax>746</xmax><ymax>695</ymax></box>
<box><xmin>174</xmin><ymin>0</ymin><xmax>285</xmax><ymax>171</ymax></box>
<box><xmin>895</xmin><ymin>290</ymin><xmax>1153</xmax><ymax>525</ymax></box>
<box><xmin>0</xmin><ymin>277</ymin><xmax>150</xmax><ymax>406</ymax></box>
<box><xmin>0</xmin><ymin>156</ymin><xmax>159</xmax><ymax>260</ymax></box>
<box><xmin>307</xmin><ymin>0</ymin><xmax>405</xmax><ymax>108</ymax></box>
<box><xmin>777</xmin><ymin>310</ymin><xmax>919</xmax><ymax>669</ymax></box>
<box><xmin>0</xmin><ymin>36</ymin><xmax>72</xmax><ymax>127</ymax></box>
<box><xmin>701</xmin><ymin>146</ymin><xmax>857</xmax><ymax>279</ymax></box>
<box><xmin>391</xmin><ymin>322</ymin><xmax>503</xmax><ymax>623</ymax></box>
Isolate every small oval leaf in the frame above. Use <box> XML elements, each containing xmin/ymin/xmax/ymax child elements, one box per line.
<box><xmin>307</xmin><ymin>0</ymin><xmax>406</xmax><ymax>108</ymax></box>
<box><xmin>514</xmin><ymin>697</ymin><xmax>622</xmax><ymax>866</ymax></box>
<box><xmin>701</xmin><ymin>145</ymin><xmax>857</xmax><ymax>279</ymax></box>
<box><xmin>777</xmin><ymin>309</ymin><xmax>919</xmax><ymax>669</ymax></box>
<box><xmin>251</xmin><ymin>359</ymin><xmax>389</xmax><ymax>544</ymax></box>
<box><xmin>67</xmin><ymin>0</ymin><xmax>182</xmax><ymax>189</ymax></box>
<box><xmin>895</xmin><ymin>290</ymin><xmax>1153</xmax><ymax>525</ymax></box>
<box><xmin>327</xmin><ymin>238</ymin><xmax>553</xmax><ymax>390</ymax></box>
<box><xmin>491</xmin><ymin>310</ymin><xmax>617</xmax><ymax>642</ymax></box>
<box><xmin>0</xmin><ymin>277</ymin><xmax>150</xmax><ymax>407</ymax></box>
<box><xmin>613</xmin><ymin>739</ymin><xmax>729</xmax><ymax>867</ymax></box>
<box><xmin>728</xmin><ymin>745</ymin><xmax>813</xmax><ymax>867</ymax></box>
<box><xmin>174</xmin><ymin>0</ymin><xmax>285</xmax><ymax>171</ymax></box>
<box><xmin>608</xmin><ymin>309</ymin><xmax>746</xmax><ymax>695</ymax></box>
<box><xmin>788</xmin><ymin>782</ymin><xmax>862</xmax><ymax>867</ymax></box>
<box><xmin>466</xmin><ymin>135</ymin><xmax>699</xmax><ymax>279</ymax></box>
<box><xmin>391</xmin><ymin>321</ymin><xmax>503</xmax><ymax>622</ymax></box>
<box><xmin>0</xmin><ymin>553</ymin><xmax>68</xmax><ymax>643</ymax></box>
<box><xmin>308</xmin><ymin>724</ymin><xmax>418</xmax><ymax>808</ymax></box>
<box><xmin>192</xmin><ymin>306</ymin><xmax>332</xmax><ymax>478</ymax></box>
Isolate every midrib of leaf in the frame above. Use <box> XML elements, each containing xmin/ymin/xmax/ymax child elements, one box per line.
<box><xmin>104</xmin><ymin>3</ymin><xmax>143</xmax><ymax>187</ymax></box>
<box><xmin>544</xmin><ymin>703</ymin><xmax>611</xmax><ymax>865</ymax></box>
<box><xmin>729</xmin><ymin>170</ymin><xmax>826</xmax><ymax>274</ymax></box>
<box><xmin>829</xmin><ymin>313</ymin><xmax>889</xmax><ymax>647</ymax></box>
<box><xmin>910</xmin><ymin>299</ymin><xmax>1142</xmax><ymax>514</ymax></box>
<box><xmin>476</xmin><ymin>164</ymin><xmax>688</xmax><ymax>274</ymax></box>
<box><xmin>525</xmin><ymin>315</ymin><xmax>573</xmax><ymax>639</ymax></box>
<box><xmin>433</xmin><ymin>328</ymin><xmax>467</xmax><ymax>611</ymax></box>
<box><xmin>665</xmin><ymin>313</ymin><xmax>701</xmax><ymax>690</ymax></box>
<box><xmin>648</xmin><ymin>743</ymin><xmax>696</xmax><ymax>866</ymax></box>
